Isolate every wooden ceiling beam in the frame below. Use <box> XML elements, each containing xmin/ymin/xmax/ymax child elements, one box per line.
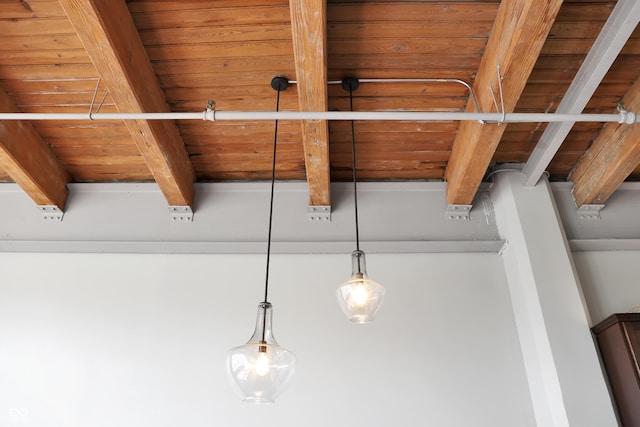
<box><xmin>0</xmin><ymin>87</ymin><xmax>70</xmax><ymax>209</ymax></box>
<box><xmin>289</xmin><ymin>0</ymin><xmax>331</xmax><ymax>207</ymax></box>
<box><xmin>570</xmin><ymin>75</ymin><xmax>640</xmax><ymax>207</ymax></box>
<box><xmin>522</xmin><ymin>0</ymin><xmax>640</xmax><ymax>187</ymax></box>
<box><xmin>59</xmin><ymin>0</ymin><xmax>194</xmax><ymax>207</ymax></box>
<box><xmin>445</xmin><ymin>0</ymin><xmax>563</xmax><ymax>205</ymax></box>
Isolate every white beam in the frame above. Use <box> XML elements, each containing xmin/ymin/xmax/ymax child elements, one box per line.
<box><xmin>0</xmin><ymin>182</ymin><xmax>501</xmax><ymax>254</ymax></box>
<box><xmin>523</xmin><ymin>0</ymin><xmax>640</xmax><ymax>186</ymax></box>
<box><xmin>491</xmin><ymin>171</ymin><xmax>617</xmax><ymax>427</ymax></box>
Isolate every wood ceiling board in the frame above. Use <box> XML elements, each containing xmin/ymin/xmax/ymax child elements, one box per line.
<box><xmin>193</xmin><ymin>170</ymin><xmax>306</xmax><ymax>181</ymax></box>
<box><xmin>445</xmin><ymin>0</ymin><xmax>564</xmax><ymax>205</ymax></box>
<box><xmin>39</xmin><ymin>122</ymin><xmax>146</xmax><ymax>182</ymax></box>
<box><xmin>332</xmin><ymin>151</ymin><xmax>451</xmax><ymax>163</ymax></box>
<box><xmin>146</xmin><ymin>41</ymin><xmax>294</xmax><ymax>62</ymax></box>
<box><xmin>328</xmin><ymin>54</ymin><xmax>483</xmax><ymax>76</ymax></box>
<box><xmin>327</xmin><ymin>3</ymin><xmax>499</xmax><ymax>22</ymax></box>
<box><xmin>59</xmin><ymin>0</ymin><xmax>195</xmax><ymax>207</ymax></box>
<box><xmin>137</xmin><ymin>24</ymin><xmax>293</xmax><ymax>47</ymax></box>
<box><xmin>328</xmin><ymin>21</ymin><xmax>494</xmax><ymax>40</ymax></box>
<box><xmin>330</xmin><ymin>131</ymin><xmax>454</xmax><ymax>144</ymax></box>
<box><xmin>0</xmin><ymin>87</ymin><xmax>70</xmax><ymax>208</ymax></box>
<box><xmin>65</xmin><ymin>165</ymin><xmax>153</xmax><ymax>181</ymax></box>
<box><xmin>289</xmin><ymin>0</ymin><xmax>330</xmax><ymax>207</ymax></box>
<box><xmin>163</xmin><ymin>84</ymin><xmax>299</xmax><ymax>104</ymax></box>
<box><xmin>0</xmin><ymin>0</ymin><xmax>68</xmax><ymax>18</ymax></box>
<box><xmin>0</xmin><ymin>64</ymin><xmax>99</xmax><ymax>80</ymax></box>
<box><xmin>59</xmin><ymin>155</ymin><xmax>148</xmax><ymax>168</ymax></box>
<box><xmin>0</xmin><ymin>17</ymin><xmax>76</xmax><ymax>36</ymax></box>
<box><xmin>330</xmin><ymin>96</ymin><xmax>468</xmax><ymax>111</ymax></box>
<box><xmin>327</xmin><ymin>82</ymin><xmax>471</xmax><ymax>98</ymax></box>
<box><xmin>186</xmin><ymin>143</ymin><xmax>304</xmax><ymax>158</ymax></box>
<box><xmin>0</xmin><ymin>36</ymin><xmax>85</xmax><ymax>54</ymax></box>
<box><xmin>168</xmin><ymin>97</ymin><xmax>300</xmax><ymax>113</ymax></box>
<box><xmin>329</xmin><ymin>121</ymin><xmax>460</xmax><ymax>133</ymax></box>
<box><xmin>329</xmin><ymin>39</ymin><xmax>487</xmax><ymax>56</ymax></box>
<box><xmin>34</xmin><ymin>123</ymin><xmax>131</xmax><ymax>138</ymax></box>
<box><xmin>9</xmin><ymin>92</ymin><xmax>115</xmax><ymax>108</ymax></box>
<box><xmin>126</xmin><ymin>0</ymin><xmax>289</xmax><ymax>14</ymax></box>
<box><xmin>0</xmin><ymin>79</ymin><xmax>109</xmax><ymax>94</ymax></box>
<box><xmin>331</xmin><ymin>163</ymin><xmax>446</xmax><ymax>181</ymax></box>
<box><xmin>129</xmin><ymin>5</ymin><xmax>292</xmax><ymax>29</ymax></box>
<box><xmin>157</xmin><ymin>72</ymin><xmax>297</xmax><ymax>90</ymax></box>
<box><xmin>179</xmin><ymin>121</ymin><xmax>302</xmax><ymax>136</ymax></box>
<box><xmin>570</xmin><ymin>75</ymin><xmax>640</xmax><ymax>206</ymax></box>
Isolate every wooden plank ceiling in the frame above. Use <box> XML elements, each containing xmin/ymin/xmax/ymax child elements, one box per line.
<box><xmin>0</xmin><ymin>0</ymin><xmax>639</xmax><ymax>212</ymax></box>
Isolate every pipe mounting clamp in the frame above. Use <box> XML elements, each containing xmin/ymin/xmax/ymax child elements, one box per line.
<box><xmin>618</xmin><ymin>111</ymin><xmax>636</xmax><ymax>124</ymax></box>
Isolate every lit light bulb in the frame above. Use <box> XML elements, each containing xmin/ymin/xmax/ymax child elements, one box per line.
<box><xmin>336</xmin><ymin>251</ymin><xmax>385</xmax><ymax>323</ymax></box>
<box><xmin>255</xmin><ymin>350</ymin><xmax>271</xmax><ymax>377</ymax></box>
<box><xmin>352</xmin><ymin>282</ymin><xmax>368</xmax><ymax>306</ymax></box>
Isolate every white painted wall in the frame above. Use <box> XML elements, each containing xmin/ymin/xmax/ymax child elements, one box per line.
<box><xmin>0</xmin><ymin>252</ymin><xmax>535</xmax><ymax>427</ymax></box>
<box><xmin>573</xmin><ymin>251</ymin><xmax>640</xmax><ymax>325</ymax></box>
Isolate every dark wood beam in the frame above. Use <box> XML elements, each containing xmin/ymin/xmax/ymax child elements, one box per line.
<box><xmin>445</xmin><ymin>0</ymin><xmax>563</xmax><ymax>205</ymax></box>
<box><xmin>59</xmin><ymin>0</ymin><xmax>195</xmax><ymax>207</ymax></box>
<box><xmin>289</xmin><ymin>0</ymin><xmax>331</xmax><ymax>207</ymax></box>
<box><xmin>570</xmin><ymin>75</ymin><xmax>640</xmax><ymax>206</ymax></box>
<box><xmin>0</xmin><ymin>88</ymin><xmax>70</xmax><ymax>209</ymax></box>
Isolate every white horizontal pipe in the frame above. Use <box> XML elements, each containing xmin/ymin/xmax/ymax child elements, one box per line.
<box><xmin>0</xmin><ymin>112</ymin><xmax>205</xmax><ymax>121</ymax></box>
<box><xmin>0</xmin><ymin>110</ymin><xmax>636</xmax><ymax>124</ymax></box>
<box><xmin>211</xmin><ymin>111</ymin><xmax>634</xmax><ymax>123</ymax></box>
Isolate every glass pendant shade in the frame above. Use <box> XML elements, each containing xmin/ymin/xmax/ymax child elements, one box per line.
<box><xmin>227</xmin><ymin>302</ymin><xmax>296</xmax><ymax>404</ymax></box>
<box><xmin>337</xmin><ymin>250</ymin><xmax>385</xmax><ymax>323</ymax></box>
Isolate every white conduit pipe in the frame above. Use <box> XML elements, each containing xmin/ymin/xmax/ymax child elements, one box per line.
<box><xmin>290</xmin><ymin>77</ymin><xmax>483</xmax><ymax>115</ymax></box>
<box><xmin>0</xmin><ymin>110</ymin><xmax>636</xmax><ymax>124</ymax></box>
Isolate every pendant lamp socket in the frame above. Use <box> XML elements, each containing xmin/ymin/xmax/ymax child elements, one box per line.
<box><xmin>342</xmin><ymin>76</ymin><xmax>360</xmax><ymax>92</ymax></box>
<box><xmin>271</xmin><ymin>76</ymin><xmax>289</xmax><ymax>92</ymax></box>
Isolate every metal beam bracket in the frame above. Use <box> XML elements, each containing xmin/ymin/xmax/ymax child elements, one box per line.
<box><xmin>307</xmin><ymin>205</ymin><xmax>331</xmax><ymax>221</ymax></box>
<box><xmin>446</xmin><ymin>204</ymin><xmax>472</xmax><ymax>220</ymax></box>
<box><xmin>577</xmin><ymin>204</ymin><xmax>604</xmax><ymax>220</ymax></box>
<box><xmin>169</xmin><ymin>206</ymin><xmax>193</xmax><ymax>222</ymax></box>
<box><xmin>39</xmin><ymin>205</ymin><xmax>64</xmax><ymax>222</ymax></box>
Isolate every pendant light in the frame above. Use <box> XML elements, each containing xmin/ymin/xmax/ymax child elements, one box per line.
<box><xmin>227</xmin><ymin>76</ymin><xmax>296</xmax><ymax>404</ymax></box>
<box><xmin>336</xmin><ymin>76</ymin><xmax>386</xmax><ymax>323</ymax></box>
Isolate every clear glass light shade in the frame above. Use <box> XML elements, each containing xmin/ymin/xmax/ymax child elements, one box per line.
<box><xmin>337</xmin><ymin>250</ymin><xmax>385</xmax><ymax>323</ymax></box>
<box><xmin>227</xmin><ymin>302</ymin><xmax>296</xmax><ymax>404</ymax></box>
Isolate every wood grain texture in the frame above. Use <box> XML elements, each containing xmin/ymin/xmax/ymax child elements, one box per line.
<box><xmin>58</xmin><ymin>0</ymin><xmax>195</xmax><ymax>206</ymax></box>
<box><xmin>2</xmin><ymin>0</ymin><xmax>638</xmax><ymax>208</ymax></box>
<box><xmin>570</xmin><ymin>74</ymin><xmax>640</xmax><ymax>206</ymax></box>
<box><xmin>0</xmin><ymin>87</ymin><xmax>70</xmax><ymax>208</ymax></box>
<box><xmin>445</xmin><ymin>0</ymin><xmax>564</xmax><ymax>205</ymax></box>
<box><xmin>290</xmin><ymin>0</ymin><xmax>330</xmax><ymax>206</ymax></box>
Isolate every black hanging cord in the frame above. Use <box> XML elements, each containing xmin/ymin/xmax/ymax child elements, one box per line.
<box><xmin>263</xmin><ymin>76</ymin><xmax>288</xmax><ymax>305</ymax></box>
<box><xmin>343</xmin><ymin>77</ymin><xmax>361</xmax><ymax>252</ymax></box>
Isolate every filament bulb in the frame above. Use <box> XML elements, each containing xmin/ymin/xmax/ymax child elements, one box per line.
<box><xmin>255</xmin><ymin>350</ymin><xmax>271</xmax><ymax>377</ymax></box>
<box><xmin>352</xmin><ymin>282</ymin><xmax>368</xmax><ymax>306</ymax></box>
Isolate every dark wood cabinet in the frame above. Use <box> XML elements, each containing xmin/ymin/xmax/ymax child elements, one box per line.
<box><xmin>593</xmin><ymin>313</ymin><xmax>640</xmax><ymax>427</ymax></box>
